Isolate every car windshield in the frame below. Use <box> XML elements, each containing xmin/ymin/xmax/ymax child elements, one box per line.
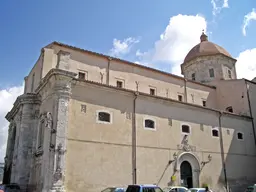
<box><xmin>115</xmin><ymin>189</ymin><xmax>125</xmax><ymax>192</ymax></box>
<box><xmin>189</xmin><ymin>189</ymin><xmax>199</xmax><ymax>192</ymax></box>
<box><xmin>101</xmin><ymin>188</ymin><xmax>116</xmax><ymax>192</ymax></box>
<box><xmin>126</xmin><ymin>186</ymin><xmax>140</xmax><ymax>192</ymax></box>
<box><xmin>246</xmin><ymin>187</ymin><xmax>254</xmax><ymax>192</ymax></box>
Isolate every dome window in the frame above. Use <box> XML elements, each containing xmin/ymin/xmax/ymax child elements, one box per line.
<box><xmin>209</xmin><ymin>68</ymin><xmax>215</xmax><ymax>78</ymax></box>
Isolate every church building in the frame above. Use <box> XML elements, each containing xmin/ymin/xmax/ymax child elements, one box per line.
<box><xmin>3</xmin><ymin>32</ymin><xmax>256</xmax><ymax>192</ymax></box>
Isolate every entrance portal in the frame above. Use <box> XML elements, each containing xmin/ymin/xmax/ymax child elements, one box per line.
<box><xmin>180</xmin><ymin>161</ymin><xmax>193</xmax><ymax>188</ymax></box>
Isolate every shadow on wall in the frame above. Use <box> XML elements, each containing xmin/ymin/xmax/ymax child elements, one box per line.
<box><xmin>70</xmin><ymin>82</ymin><xmax>256</xmax><ymax>191</ymax></box>
<box><xmin>71</xmin><ymin>83</ymin><xmax>223</xmax><ymax>188</ymax></box>
<box><xmin>217</xmin><ymin>114</ymin><xmax>256</xmax><ymax>192</ymax></box>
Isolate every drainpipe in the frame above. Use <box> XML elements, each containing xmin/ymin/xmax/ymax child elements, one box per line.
<box><xmin>184</xmin><ymin>79</ymin><xmax>187</xmax><ymax>102</ymax></box>
<box><xmin>245</xmin><ymin>81</ymin><xmax>256</xmax><ymax>146</ymax></box>
<box><xmin>106</xmin><ymin>57</ymin><xmax>112</xmax><ymax>85</ymax></box>
<box><xmin>218</xmin><ymin>112</ymin><xmax>229</xmax><ymax>192</ymax></box>
<box><xmin>132</xmin><ymin>92</ymin><xmax>138</xmax><ymax>184</ymax></box>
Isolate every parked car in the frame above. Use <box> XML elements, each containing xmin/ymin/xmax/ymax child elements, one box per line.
<box><xmin>126</xmin><ymin>184</ymin><xmax>163</xmax><ymax>192</ymax></box>
<box><xmin>163</xmin><ymin>186</ymin><xmax>188</xmax><ymax>192</ymax></box>
<box><xmin>245</xmin><ymin>185</ymin><xmax>256</xmax><ymax>192</ymax></box>
<box><xmin>188</xmin><ymin>188</ymin><xmax>213</xmax><ymax>192</ymax></box>
<box><xmin>0</xmin><ymin>183</ymin><xmax>21</xmax><ymax>192</ymax></box>
<box><xmin>101</xmin><ymin>187</ymin><xmax>126</xmax><ymax>192</ymax></box>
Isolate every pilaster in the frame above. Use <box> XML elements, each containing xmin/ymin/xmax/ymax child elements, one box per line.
<box><xmin>56</xmin><ymin>51</ymin><xmax>71</xmax><ymax>71</ymax></box>
<box><xmin>5</xmin><ymin>94</ymin><xmax>41</xmax><ymax>190</ymax></box>
<box><xmin>49</xmin><ymin>73</ymin><xmax>75</xmax><ymax>192</ymax></box>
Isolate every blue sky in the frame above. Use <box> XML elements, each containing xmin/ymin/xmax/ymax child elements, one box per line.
<box><xmin>0</xmin><ymin>0</ymin><xmax>256</xmax><ymax>160</ymax></box>
<box><xmin>0</xmin><ymin>0</ymin><xmax>256</xmax><ymax>88</ymax></box>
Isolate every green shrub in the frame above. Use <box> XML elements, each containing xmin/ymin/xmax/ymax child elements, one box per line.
<box><xmin>202</xmin><ymin>183</ymin><xmax>208</xmax><ymax>188</ymax></box>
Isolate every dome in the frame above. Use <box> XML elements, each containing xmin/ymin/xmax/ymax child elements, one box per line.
<box><xmin>183</xmin><ymin>32</ymin><xmax>233</xmax><ymax>63</ymax></box>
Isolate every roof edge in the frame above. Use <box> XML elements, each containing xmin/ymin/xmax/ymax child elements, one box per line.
<box><xmin>181</xmin><ymin>52</ymin><xmax>237</xmax><ymax>66</ymax></box>
<box><xmin>49</xmin><ymin>41</ymin><xmax>216</xmax><ymax>89</ymax></box>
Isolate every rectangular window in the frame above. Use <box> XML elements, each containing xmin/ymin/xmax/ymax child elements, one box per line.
<box><xmin>228</xmin><ymin>69</ymin><xmax>232</xmax><ymax>78</ymax></box>
<box><xmin>38</xmin><ymin>120</ymin><xmax>44</xmax><ymax>149</ymax></box>
<box><xmin>209</xmin><ymin>68</ymin><xmax>214</xmax><ymax>77</ymax></box>
<box><xmin>150</xmin><ymin>88</ymin><xmax>156</xmax><ymax>95</ymax></box>
<box><xmin>202</xmin><ymin>100</ymin><xmax>206</xmax><ymax>107</ymax></box>
<box><xmin>78</xmin><ymin>72</ymin><xmax>86</xmax><ymax>80</ymax></box>
<box><xmin>192</xmin><ymin>73</ymin><xmax>196</xmax><ymax>80</ymax></box>
<box><xmin>31</xmin><ymin>73</ymin><xmax>35</xmax><ymax>92</ymax></box>
<box><xmin>116</xmin><ymin>81</ymin><xmax>123</xmax><ymax>88</ymax></box>
<box><xmin>178</xmin><ymin>95</ymin><xmax>183</xmax><ymax>102</ymax></box>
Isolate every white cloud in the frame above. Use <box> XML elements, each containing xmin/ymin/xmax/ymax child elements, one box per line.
<box><xmin>0</xmin><ymin>85</ymin><xmax>24</xmax><ymax>162</ymax></box>
<box><xmin>109</xmin><ymin>37</ymin><xmax>139</xmax><ymax>57</ymax></box>
<box><xmin>242</xmin><ymin>8</ymin><xmax>256</xmax><ymax>36</ymax></box>
<box><xmin>223</xmin><ymin>0</ymin><xmax>229</xmax><ymax>8</ymax></box>
<box><xmin>236</xmin><ymin>48</ymin><xmax>256</xmax><ymax>80</ymax></box>
<box><xmin>211</xmin><ymin>0</ymin><xmax>229</xmax><ymax>16</ymax></box>
<box><xmin>136</xmin><ymin>14</ymin><xmax>207</xmax><ymax>76</ymax></box>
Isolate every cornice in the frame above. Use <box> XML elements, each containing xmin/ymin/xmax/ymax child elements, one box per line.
<box><xmin>47</xmin><ymin>41</ymin><xmax>216</xmax><ymax>89</ymax></box>
<box><xmin>73</xmin><ymin>78</ymin><xmax>252</xmax><ymax>121</ymax></box>
<box><xmin>5</xmin><ymin>93</ymin><xmax>41</xmax><ymax>121</ymax></box>
<box><xmin>181</xmin><ymin>54</ymin><xmax>237</xmax><ymax>75</ymax></box>
<box><xmin>181</xmin><ymin>53</ymin><xmax>237</xmax><ymax>67</ymax></box>
<box><xmin>35</xmin><ymin>68</ymin><xmax>77</xmax><ymax>94</ymax></box>
<box><xmin>244</xmin><ymin>78</ymin><xmax>256</xmax><ymax>86</ymax></box>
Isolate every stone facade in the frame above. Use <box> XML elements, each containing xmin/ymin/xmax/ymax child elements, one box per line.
<box><xmin>3</xmin><ymin>38</ymin><xmax>256</xmax><ymax>192</ymax></box>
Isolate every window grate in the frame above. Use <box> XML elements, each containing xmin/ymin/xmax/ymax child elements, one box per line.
<box><xmin>145</xmin><ymin>119</ymin><xmax>155</xmax><ymax>129</ymax></box>
<box><xmin>98</xmin><ymin>112</ymin><xmax>111</xmax><ymax>122</ymax></box>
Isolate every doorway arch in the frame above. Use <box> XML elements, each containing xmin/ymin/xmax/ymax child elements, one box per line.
<box><xmin>175</xmin><ymin>152</ymin><xmax>200</xmax><ymax>188</ymax></box>
<box><xmin>180</xmin><ymin>161</ymin><xmax>193</xmax><ymax>188</ymax></box>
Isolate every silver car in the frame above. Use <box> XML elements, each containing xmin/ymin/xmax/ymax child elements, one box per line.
<box><xmin>163</xmin><ymin>186</ymin><xmax>188</xmax><ymax>192</ymax></box>
<box><xmin>101</xmin><ymin>187</ymin><xmax>126</xmax><ymax>192</ymax></box>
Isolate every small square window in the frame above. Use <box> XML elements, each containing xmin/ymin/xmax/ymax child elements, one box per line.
<box><xmin>237</xmin><ymin>132</ymin><xmax>244</xmax><ymax>140</ymax></box>
<box><xmin>98</xmin><ymin>111</ymin><xmax>111</xmax><ymax>123</ymax></box>
<box><xmin>150</xmin><ymin>88</ymin><xmax>156</xmax><ymax>95</ymax></box>
<box><xmin>209</xmin><ymin>68</ymin><xmax>214</xmax><ymax>78</ymax></box>
<box><xmin>192</xmin><ymin>73</ymin><xmax>196</xmax><ymax>81</ymax></box>
<box><xmin>144</xmin><ymin>119</ymin><xmax>155</xmax><ymax>129</ymax></box>
<box><xmin>181</xmin><ymin>125</ymin><xmax>190</xmax><ymax>134</ymax></box>
<box><xmin>116</xmin><ymin>81</ymin><xmax>123</xmax><ymax>88</ymax></box>
<box><xmin>178</xmin><ymin>95</ymin><xmax>183</xmax><ymax>102</ymax></box>
<box><xmin>212</xmin><ymin>128</ymin><xmax>219</xmax><ymax>137</ymax></box>
<box><xmin>78</xmin><ymin>72</ymin><xmax>86</xmax><ymax>80</ymax></box>
<box><xmin>202</xmin><ymin>100</ymin><xmax>206</xmax><ymax>107</ymax></box>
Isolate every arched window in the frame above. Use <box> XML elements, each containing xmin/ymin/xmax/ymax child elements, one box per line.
<box><xmin>237</xmin><ymin>132</ymin><xmax>244</xmax><ymax>140</ymax></box>
<box><xmin>212</xmin><ymin>128</ymin><xmax>219</xmax><ymax>137</ymax></box>
<box><xmin>97</xmin><ymin>111</ymin><xmax>111</xmax><ymax>123</ymax></box>
<box><xmin>226</xmin><ymin>106</ymin><xmax>233</xmax><ymax>113</ymax></box>
<box><xmin>181</xmin><ymin>124</ymin><xmax>190</xmax><ymax>134</ymax></box>
<box><xmin>144</xmin><ymin>119</ymin><xmax>155</xmax><ymax>129</ymax></box>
